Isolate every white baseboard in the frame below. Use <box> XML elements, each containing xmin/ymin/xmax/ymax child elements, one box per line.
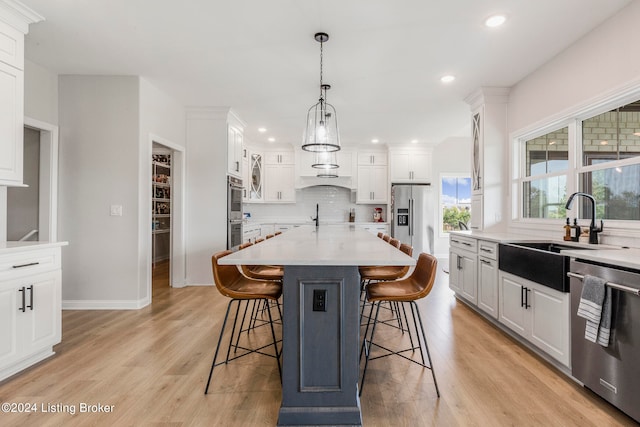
<box><xmin>62</xmin><ymin>298</ymin><xmax>150</xmax><ymax>310</ymax></box>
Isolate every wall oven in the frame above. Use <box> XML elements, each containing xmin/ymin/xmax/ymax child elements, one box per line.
<box><xmin>227</xmin><ymin>175</ymin><xmax>243</xmax><ymax>250</ymax></box>
<box><xmin>569</xmin><ymin>259</ymin><xmax>640</xmax><ymax>423</ymax></box>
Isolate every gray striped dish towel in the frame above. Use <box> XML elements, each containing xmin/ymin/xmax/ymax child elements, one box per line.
<box><xmin>576</xmin><ymin>275</ymin><xmax>611</xmax><ymax>347</ymax></box>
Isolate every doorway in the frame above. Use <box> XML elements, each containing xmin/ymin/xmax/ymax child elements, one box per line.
<box><xmin>152</xmin><ymin>143</ymin><xmax>172</xmax><ymax>292</ymax></box>
<box><xmin>145</xmin><ymin>133</ymin><xmax>185</xmax><ymax>304</ymax></box>
<box><xmin>6</xmin><ymin>118</ymin><xmax>59</xmax><ymax>242</ymax></box>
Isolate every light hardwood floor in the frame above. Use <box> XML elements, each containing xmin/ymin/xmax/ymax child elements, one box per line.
<box><xmin>0</xmin><ymin>262</ymin><xmax>636</xmax><ymax>426</ymax></box>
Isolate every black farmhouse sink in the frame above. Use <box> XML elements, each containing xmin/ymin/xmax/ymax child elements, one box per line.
<box><xmin>498</xmin><ymin>242</ymin><xmax>596</xmax><ymax>292</ymax></box>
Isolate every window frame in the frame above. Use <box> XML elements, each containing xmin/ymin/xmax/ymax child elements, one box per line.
<box><xmin>511</xmin><ymin>88</ymin><xmax>640</xmax><ymax>230</ymax></box>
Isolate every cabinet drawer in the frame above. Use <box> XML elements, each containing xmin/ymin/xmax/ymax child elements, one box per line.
<box><xmin>478</xmin><ymin>240</ymin><xmax>498</xmax><ymax>260</ymax></box>
<box><xmin>0</xmin><ymin>248</ymin><xmax>61</xmax><ymax>279</ymax></box>
<box><xmin>449</xmin><ymin>235</ymin><xmax>477</xmax><ymax>253</ymax></box>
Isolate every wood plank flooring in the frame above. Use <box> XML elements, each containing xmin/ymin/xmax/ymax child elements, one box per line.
<box><xmin>0</xmin><ymin>262</ymin><xmax>636</xmax><ymax>426</ymax></box>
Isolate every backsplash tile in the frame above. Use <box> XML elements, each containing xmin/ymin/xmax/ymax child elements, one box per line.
<box><xmin>245</xmin><ymin>186</ymin><xmax>387</xmax><ymax>223</ymax></box>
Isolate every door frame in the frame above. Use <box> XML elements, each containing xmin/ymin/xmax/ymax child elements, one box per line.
<box><xmin>145</xmin><ymin>133</ymin><xmax>186</xmax><ymax>299</ymax></box>
<box><xmin>24</xmin><ymin>116</ymin><xmax>59</xmax><ymax>242</ymax></box>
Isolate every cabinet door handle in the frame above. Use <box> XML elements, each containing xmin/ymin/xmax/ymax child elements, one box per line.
<box><xmin>456</xmin><ymin>255</ymin><xmax>461</xmax><ymax>270</ymax></box>
<box><xmin>480</xmin><ymin>247</ymin><xmax>493</xmax><ymax>253</ymax></box>
<box><xmin>480</xmin><ymin>259</ymin><xmax>491</xmax><ymax>265</ymax></box>
<box><xmin>27</xmin><ymin>285</ymin><xmax>34</xmax><ymax>310</ymax></box>
<box><xmin>520</xmin><ymin>286</ymin><xmax>525</xmax><ymax>308</ymax></box>
<box><xmin>462</xmin><ymin>242</ymin><xmax>472</xmax><ymax>247</ymax></box>
<box><xmin>236</xmin><ymin>161</ymin><xmax>240</xmax><ymax>172</ymax></box>
<box><xmin>525</xmin><ymin>288</ymin><xmax>531</xmax><ymax>309</ymax></box>
<box><xmin>18</xmin><ymin>287</ymin><xmax>26</xmax><ymax>312</ymax></box>
<box><xmin>12</xmin><ymin>262</ymin><xmax>39</xmax><ymax>269</ymax></box>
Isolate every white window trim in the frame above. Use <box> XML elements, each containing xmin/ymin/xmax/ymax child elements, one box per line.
<box><xmin>510</xmin><ymin>84</ymin><xmax>640</xmax><ymax>233</ymax></box>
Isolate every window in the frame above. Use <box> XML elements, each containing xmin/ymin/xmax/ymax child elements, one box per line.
<box><xmin>579</xmin><ymin>101</ymin><xmax>640</xmax><ymax>221</ymax></box>
<box><xmin>515</xmin><ymin>98</ymin><xmax>640</xmax><ymax>224</ymax></box>
<box><xmin>441</xmin><ymin>176</ymin><xmax>471</xmax><ymax>232</ymax></box>
<box><xmin>522</xmin><ymin>127</ymin><xmax>569</xmax><ymax>219</ymax></box>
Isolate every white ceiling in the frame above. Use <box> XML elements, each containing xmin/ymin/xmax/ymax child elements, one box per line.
<box><xmin>19</xmin><ymin>0</ymin><xmax>632</xmax><ymax>148</ymax></box>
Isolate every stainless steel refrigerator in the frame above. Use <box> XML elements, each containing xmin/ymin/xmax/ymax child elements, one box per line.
<box><xmin>391</xmin><ymin>184</ymin><xmax>434</xmax><ymax>256</ymax></box>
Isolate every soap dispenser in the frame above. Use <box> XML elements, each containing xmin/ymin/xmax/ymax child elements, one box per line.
<box><xmin>571</xmin><ymin>219</ymin><xmax>581</xmax><ymax>242</ymax></box>
<box><xmin>563</xmin><ymin>218</ymin><xmax>571</xmax><ymax>241</ymax></box>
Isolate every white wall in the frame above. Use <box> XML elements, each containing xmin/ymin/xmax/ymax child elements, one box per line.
<box><xmin>138</xmin><ymin>78</ymin><xmax>186</xmax><ymax>298</ymax></box>
<box><xmin>185</xmin><ymin>108</ymin><xmax>229</xmax><ymax>285</ymax></box>
<box><xmin>57</xmin><ymin>75</ymin><xmax>188</xmax><ymax>307</ymax></box>
<box><xmin>508</xmin><ymin>1</ymin><xmax>640</xmax><ymax>134</ymax></box>
<box><xmin>24</xmin><ymin>59</ymin><xmax>58</xmax><ymax>125</ymax></box>
<box><xmin>6</xmin><ymin>127</ymin><xmax>39</xmax><ymax>240</ymax></box>
<box><xmin>432</xmin><ymin>136</ymin><xmax>471</xmax><ymax>256</ymax></box>
<box><xmin>58</xmin><ymin>75</ymin><xmax>141</xmax><ymax>306</ymax></box>
<box><xmin>506</xmin><ymin>0</ymin><xmax>640</xmax><ymax>247</ymax></box>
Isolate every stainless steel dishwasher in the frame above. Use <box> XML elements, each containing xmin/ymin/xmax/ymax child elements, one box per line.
<box><xmin>569</xmin><ymin>259</ymin><xmax>640</xmax><ymax>423</ymax></box>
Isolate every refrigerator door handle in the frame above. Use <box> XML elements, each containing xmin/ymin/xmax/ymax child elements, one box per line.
<box><xmin>409</xmin><ymin>198</ymin><xmax>414</xmax><ymax>236</ymax></box>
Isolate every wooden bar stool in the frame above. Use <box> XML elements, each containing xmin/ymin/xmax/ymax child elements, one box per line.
<box><xmin>388</xmin><ymin>238</ymin><xmax>401</xmax><ymax>248</ymax></box>
<box><xmin>377</xmin><ymin>232</ymin><xmax>384</xmax><ymax>239</ymax></box>
<box><xmin>382</xmin><ymin>234</ymin><xmax>391</xmax><ymax>243</ymax></box>
<box><xmin>359</xmin><ymin>253</ymin><xmax>440</xmax><ymax>398</ymax></box>
<box><xmin>265</xmin><ymin>234</ymin><xmax>275</xmax><ymax>239</ymax></box>
<box><xmin>274</xmin><ymin>231</ymin><xmax>282</xmax><ymax>236</ymax></box>
<box><xmin>204</xmin><ymin>250</ymin><xmax>283</xmax><ymax>394</ymax></box>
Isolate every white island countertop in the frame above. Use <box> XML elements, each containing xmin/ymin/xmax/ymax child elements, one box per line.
<box><xmin>220</xmin><ymin>224</ymin><xmax>415</xmax><ymax>267</ymax></box>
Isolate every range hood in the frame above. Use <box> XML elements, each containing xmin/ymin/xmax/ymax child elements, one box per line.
<box><xmin>295</xmin><ymin>176</ymin><xmax>353</xmax><ymax>190</ymax></box>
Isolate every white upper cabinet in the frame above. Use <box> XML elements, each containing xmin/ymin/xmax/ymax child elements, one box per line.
<box><xmin>265</xmin><ymin>150</ymin><xmax>295</xmax><ymax>165</ymax></box>
<box><xmin>264</xmin><ymin>147</ymin><xmax>295</xmax><ymax>203</ymax></box>
<box><xmin>227</xmin><ymin>125</ymin><xmax>243</xmax><ymax>178</ymax></box>
<box><xmin>0</xmin><ymin>60</ymin><xmax>23</xmax><ymax>185</ymax></box>
<box><xmin>356</xmin><ymin>165</ymin><xmax>387</xmax><ymax>204</ymax></box>
<box><xmin>0</xmin><ymin>8</ymin><xmax>44</xmax><ymax>185</ymax></box>
<box><xmin>464</xmin><ymin>87</ymin><xmax>509</xmax><ymax>230</ymax></box>
<box><xmin>357</xmin><ymin>151</ymin><xmax>387</xmax><ymax>166</ymax></box>
<box><xmin>389</xmin><ymin>150</ymin><xmax>432</xmax><ymax>183</ymax></box>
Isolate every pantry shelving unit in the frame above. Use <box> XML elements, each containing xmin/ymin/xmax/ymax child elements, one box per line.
<box><xmin>152</xmin><ymin>154</ymin><xmax>171</xmax><ymax>263</ymax></box>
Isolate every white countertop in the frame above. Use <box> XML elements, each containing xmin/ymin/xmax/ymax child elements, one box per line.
<box><xmin>561</xmin><ymin>247</ymin><xmax>640</xmax><ymax>270</ymax></box>
<box><xmin>0</xmin><ymin>241</ymin><xmax>68</xmax><ymax>254</ymax></box>
<box><xmin>449</xmin><ymin>230</ymin><xmax>640</xmax><ymax>270</ymax></box>
<box><xmin>220</xmin><ymin>224</ymin><xmax>414</xmax><ymax>267</ymax></box>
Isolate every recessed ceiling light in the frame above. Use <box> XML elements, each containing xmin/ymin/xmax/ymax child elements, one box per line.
<box><xmin>634</xmin><ymin>132</ymin><xmax>640</xmax><ymax>136</ymax></box>
<box><xmin>440</xmin><ymin>75</ymin><xmax>455</xmax><ymax>83</ymax></box>
<box><xmin>548</xmin><ymin>141</ymin><xmax>556</xmax><ymax>145</ymax></box>
<box><xmin>411</xmin><ymin>139</ymin><xmax>418</xmax><ymax>144</ymax></box>
<box><xmin>371</xmin><ymin>139</ymin><xmax>379</xmax><ymax>144</ymax></box>
<box><xmin>485</xmin><ymin>14</ymin><xmax>506</xmax><ymax>28</ymax></box>
<box><xmin>258</xmin><ymin>127</ymin><xmax>267</xmax><ymax>133</ymax></box>
<box><xmin>268</xmin><ymin>137</ymin><xmax>275</xmax><ymax>142</ymax></box>
<box><xmin>600</xmin><ymin>140</ymin><xmax>608</xmax><ymax>145</ymax></box>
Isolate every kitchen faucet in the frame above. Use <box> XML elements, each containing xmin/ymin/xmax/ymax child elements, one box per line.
<box><xmin>311</xmin><ymin>203</ymin><xmax>319</xmax><ymax>227</ymax></box>
<box><xmin>564</xmin><ymin>192</ymin><xmax>603</xmax><ymax>244</ymax></box>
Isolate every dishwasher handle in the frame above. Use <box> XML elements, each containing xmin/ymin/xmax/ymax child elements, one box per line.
<box><xmin>567</xmin><ymin>272</ymin><xmax>640</xmax><ymax>296</ymax></box>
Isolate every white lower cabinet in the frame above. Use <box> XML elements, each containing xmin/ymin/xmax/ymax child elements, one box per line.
<box><xmin>498</xmin><ymin>271</ymin><xmax>570</xmax><ymax>366</ymax></box>
<box><xmin>0</xmin><ymin>246</ymin><xmax>63</xmax><ymax>381</ymax></box>
<box><xmin>449</xmin><ymin>236</ymin><xmax>477</xmax><ymax>304</ymax></box>
<box><xmin>477</xmin><ymin>240</ymin><xmax>498</xmax><ymax>319</ymax></box>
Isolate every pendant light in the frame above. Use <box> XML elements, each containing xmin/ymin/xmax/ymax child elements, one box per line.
<box><xmin>314</xmin><ymin>148</ymin><xmax>338</xmax><ymax>178</ymax></box>
<box><xmin>302</xmin><ymin>32</ymin><xmax>340</xmax><ymax>153</ymax></box>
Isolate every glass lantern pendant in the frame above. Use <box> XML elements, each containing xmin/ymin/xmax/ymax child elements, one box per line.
<box><xmin>302</xmin><ymin>32</ymin><xmax>341</xmax><ymax>153</ymax></box>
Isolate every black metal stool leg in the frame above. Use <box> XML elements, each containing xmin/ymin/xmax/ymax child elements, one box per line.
<box><xmin>359</xmin><ymin>301</ymin><xmax>382</xmax><ymax>396</ymax></box>
<box><xmin>204</xmin><ymin>300</ymin><xmax>234</xmax><ymax>394</ymax></box>
<box><xmin>413</xmin><ymin>301</ymin><xmax>440</xmax><ymax>397</ymax></box>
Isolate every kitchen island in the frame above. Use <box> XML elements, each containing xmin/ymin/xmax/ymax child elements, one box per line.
<box><xmin>219</xmin><ymin>224</ymin><xmax>415</xmax><ymax>426</ymax></box>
